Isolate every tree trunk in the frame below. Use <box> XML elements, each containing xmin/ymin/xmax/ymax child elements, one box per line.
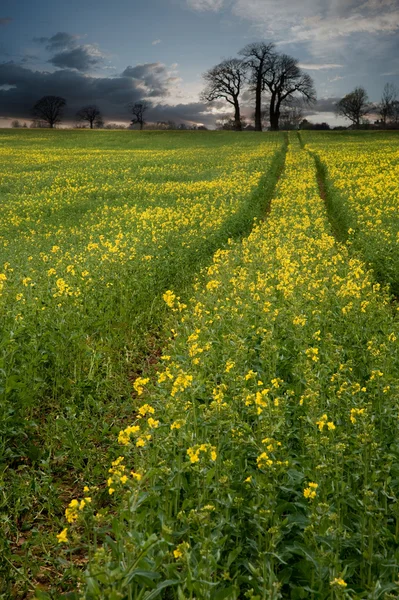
<box><xmin>270</xmin><ymin>115</ymin><xmax>279</xmax><ymax>131</ymax></box>
<box><xmin>90</xmin><ymin>121</ymin><xmax>93</xmax><ymax>129</ymax></box>
<box><xmin>269</xmin><ymin>93</ymin><xmax>279</xmax><ymax>131</ymax></box>
<box><xmin>254</xmin><ymin>71</ymin><xmax>263</xmax><ymax>132</ymax></box>
<box><xmin>234</xmin><ymin>98</ymin><xmax>242</xmax><ymax>131</ymax></box>
<box><xmin>49</xmin><ymin>122</ymin><xmax>54</xmax><ymax>128</ymax></box>
<box><xmin>140</xmin><ymin>121</ymin><xmax>144</xmax><ymax>130</ymax></box>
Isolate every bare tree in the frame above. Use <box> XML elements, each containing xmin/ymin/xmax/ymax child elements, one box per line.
<box><xmin>336</xmin><ymin>87</ymin><xmax>370</xmax><ymax>129</ymax></box>
<box><xmin>76</xmin><ymin>105</ymin><xmax>102</xmax><ymax>129</ymax></box>
<box><xmin>129</xmin><ymin>102</ymin><xmax>149</xmax><ymax>130</ymax></box>
<box><xmin>32</xmin><ymin>95</ymin><xmax>66</xmax><ymax>128</ymax></box>
<box><xmin>379</xmin><ymin>83</ymin><xmax>398</xmax><ymax>126</ymax></box>
<box><xmin>239</xmin><ymin>42</ymin><xmax>275</xmax><ymax>132</ymax></box>
<box><xmin>201</xmin><ymin>58</ymin><xmax>247</xmax><ymax>131</ymax></box>
<box><xmin>262</xmin><ymin>54</ymin><xmax>316</xmax><ymax>131</ymax></box>
<box><xmin>11</xmin><ymin>119</ymin><xmax>21</xmax><ymax>128</ymax></box>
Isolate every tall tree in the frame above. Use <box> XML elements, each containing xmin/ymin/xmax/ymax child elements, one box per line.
<box><xmin>32</xmin><ymin>95</ymin><xmax>66</xmax><ymax>128</ymax></box>
<box><xmin>336</xmin><ymin>87</ymin><xmax>370</xmax><ymax>129</ymax></box>
<box><xmin>262</xmin><ymin>54</ymin><xmax>316</xmax><ymax>131</ymax></box>
<box><xmin>379</xmin><ymin>83</ymin><xmax>398</xmax><ymax>126</ymax></box>
<box><xmin>129</xmin><ymin>102</ymin><xmax>149</xmax><ymax>130</ymax></box>
<box><xmin>201</xmin><ymin>58</ymin><xmax>247</xmax><ymax>131</ymax></box>
<box><xmin>239</xmin><ymin>42</ymin><xmax>275</xmax><ymax>132</ymax></box>
<box><xmin>76</xmin><ymin>105</ymin><xmax>102</xmax><ymax>129</ymax></box>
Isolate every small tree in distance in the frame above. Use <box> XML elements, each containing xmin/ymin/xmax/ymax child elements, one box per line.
<box><xmin>336</xmin><ymin>87</ymin><xmax>370</xmax><ymax>129</ymax></box>
<box><xmin>379</xmin><ymin>83</ymin><xmax>398</xmax><ymax>126</ymax></box>
<box><xmin>32</xmin><ymin>95</ymin><xmax>66</xmax><ymax>128</ymax></box>
<box><xmin>129</xmin><ymin>102</ymin><xmax>149</xmax><ymax>130</ymax></box>
<box><xmin>76</xmin><ymin>105</ymin><xmax>103</xmax><ymax>129</ymax></box>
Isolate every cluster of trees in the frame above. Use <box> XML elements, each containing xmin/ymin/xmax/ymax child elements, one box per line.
<box><xmin>26</xmin><ymin>97</ymin><xmax>209</xmax><ymax>130</ymax></box>
<box><xmin>11</xmin><ymin>120</ymin><xmax>28</xmax><ymax>128</ymax></box>
<box><xmin>201</xmin><ymin>43</ymin><xmax>316</xmax><ymax>131</ymax></box>
<box><xmin>25</xmin><ymin>97</ymin><xmax>209</xmax><ymax>130</ymax></box>
<box><xmin>336</xmin><ymin>84</ymin><xmax>399</xmax><ymax>129</ymax></box>
<box><xmin>27</xmin><ymin>96</ymin><xmax>152</xmax><ymax>130</ymax></box>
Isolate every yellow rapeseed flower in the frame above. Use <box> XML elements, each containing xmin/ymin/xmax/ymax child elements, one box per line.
<box><xmin>56</xmin><ymin>528</ymin><xmax>68</xmax><ymax>543</ymax></box>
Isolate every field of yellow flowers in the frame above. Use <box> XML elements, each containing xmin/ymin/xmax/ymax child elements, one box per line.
<box><xmin>303</xmin><ymin>131</ymin><xmax>399</xmax><ymax>296</ymax></box>
<box><xmin>1</xmin><ymin>130</ymin><xmax>399</xmax><ymax>599</ymax></box>
<box><xmin>0</xmin><ymin>129</ymin><xmax>285</xmax><ymax>597</ymax></box>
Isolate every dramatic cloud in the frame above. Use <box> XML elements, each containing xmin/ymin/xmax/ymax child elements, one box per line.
<box><xmin>186</xmin><ymin>0</ymin><xmax>225</xmax><ymax>12</ymax></box>
<box><xmin>0</xmin><ymin>61</ymin><xmax>206</xmax><ymax>124</ymax></box>
<box><xmin>50</xmin><ymin>45</ymin><xmax>104</xmax><ymax>71</ymax></box>
<box><xmin>0</xmin><ymin>17</ymin><xmax>12</xmax><ymax>26</ymax></box>
<box><xmin>34</xmin><ymin>32</ymin><xmax>79</xmax><ymax>51</ymax></box>
<box><xmin>148</xmin><ymin>101</ymin><xmax>215</xmax><ymax>125</ymax></box>
<box><xmin>122</xmin><ymin>63</ymin><xmax>180</xmax><ymax>97</ymax></box>
<box><xmin>34</xmin><ymin>31</ymin><xmax>104</xmax><ymax>72</ymax></box>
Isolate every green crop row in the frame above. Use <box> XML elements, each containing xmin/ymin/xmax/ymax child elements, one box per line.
<box><xmin>303</xmin><ymin>131</ymin><xmax>399</xmax><ymax>296</ymax></box>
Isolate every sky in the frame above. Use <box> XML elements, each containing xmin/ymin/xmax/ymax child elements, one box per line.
<box><xmin>0</xmin><ymin>0</ymin><xmax>399</xmax><ymax>128</ymax></box>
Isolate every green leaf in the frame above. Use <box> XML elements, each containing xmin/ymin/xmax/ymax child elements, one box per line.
<box><xmin>143</xmin><ymin>579</ymin><xmax>179</xmax><ymax>600</ymax></box>
<box><xmin>227</xmin><ymin>545</ymin><xmax>242</xmax><ymax>568</ymax></box>
<box><xmin>125</xmin><ymin>569</ymin><xmax>160</xmax><ymax>586</ymax></box>
<box><xmin>211</xmin><ymin>586</ymin><xmax>238</xmax><ymax>600</ymax></box>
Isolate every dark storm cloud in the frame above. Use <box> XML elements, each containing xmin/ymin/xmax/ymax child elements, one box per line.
<box><xmin>34</xmin><ymin>32</ymin><xmax>79</xmax><ymax>51</ymax></box>
<box><xmin>122</xmin><ymin>63</ymin><xmax>180</xmax><ymax>97</ymax></box>
<box><xmin>147</xmin><ymin>102</ymin><xmax>213</xmax><ymax>125</ymax></box>
<box><xmin>0</xmin><ymin>61</ymin><xmax>209</xmax><ymax>124</ymax></box>
<box><xmin>34</xmin><ymin>32</ymin><xmax>103</xmax><ymax>72</ymax></box>
<box><xmin>50</xmin><ymin>46</ymin><xmax>104</xmax><ymax>71</ymax></box>
<box><xmin>0</xmin><ymin>17</ymin><xmax>12</xmax><ymax>26</ymax></box>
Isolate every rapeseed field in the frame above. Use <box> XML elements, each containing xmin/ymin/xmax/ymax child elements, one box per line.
<box><xmin>1</xmin><ymin>130</ymin><xmax>398</xmax><ymax>599</ymax></box>
<box><xmin>303</xmin><ymin>131</ymin><xmax>399</xmax><ymax>295</ymax></box>
<box><xmin>0</xmin><ymin>129</ymin><xmax>285</xmax><ymax>597</ymax></box>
